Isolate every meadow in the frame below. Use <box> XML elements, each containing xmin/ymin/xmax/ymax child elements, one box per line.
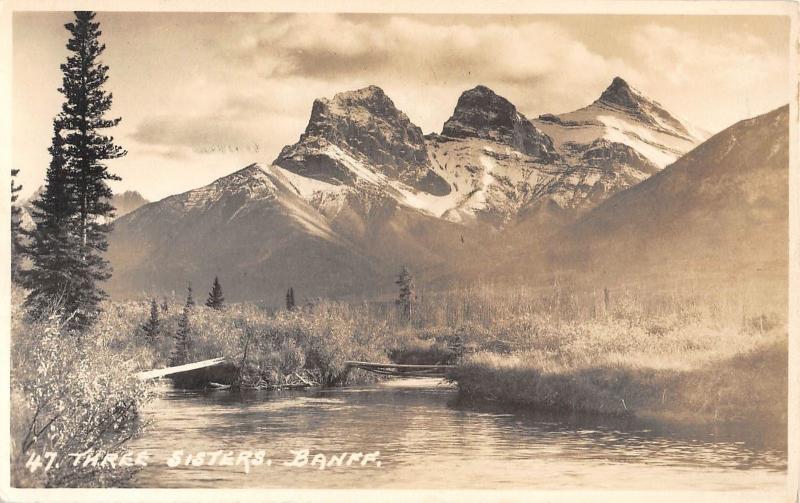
<box><xmin>10</xmin><ymin>279</ymin><xmax>787</xmax><ymax>486</ymax></box>
<box><xmin>85</xmin><ymin>279</ymin><xmax>789</xmax><ymax>425</ymax></box>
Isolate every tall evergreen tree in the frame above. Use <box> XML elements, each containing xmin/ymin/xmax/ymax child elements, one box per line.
<box><xmin>21</xmin><ymin>123</ymin><xmax>85</xmax><ymax>322</ymax></box>
<box><xmin>205</xmin><ymin>276</ymin><xmax>224</xmax><ymax>310</ymax></box>
<box><xmin>10</xmin><ymin>168</ymin><xmax>23</xmax><ymax>283</ymax></box>
<box><xmin>395</xmin><ymin>266</ymin><xmax>415</xmax><ymax>321</ymax></box>
<box><xmin>23</xmin><ymin>11</ymin><xmax>125</xmax><ymax>329</ymax></box>
<box><xmin>141</xmin><ymin>298</ymin><xmax>161</xmax><ymax>340</ymax></box>
<box><xmin>285</xmin><ymin>287</ymin><xmax>295</xmax><ymax>311</ymax></box>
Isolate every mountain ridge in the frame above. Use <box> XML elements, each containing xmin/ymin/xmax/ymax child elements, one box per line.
<box><xmin>104</xmin><ymin>80</ymin><xmax>775</xmax><ymax>302</ymax></box>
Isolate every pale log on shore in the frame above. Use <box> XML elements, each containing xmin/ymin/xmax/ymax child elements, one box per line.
<box><xmin>135</xmin><ymin>357</ymin><xmax>228</xmax><ymax>380</ymax></box>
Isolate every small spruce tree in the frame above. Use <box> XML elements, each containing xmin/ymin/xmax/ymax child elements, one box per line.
<box><xmin>141</xmin><ymin>298</ymin><xmax>161</xmax><ymax>340</ymax></box>
<box><xmin>170</xmin><ymin>291</ymin><xmax>194</xmax><ymax>366</ymax></box>
<box><xmin>286</xmin><ymin>287</ymin><xmax>295</xmax><ymax>311</ymax></box>
<box><xmin>185</xmin><ymin>284</ymin><xmax>195</xmax><ymax>308</ymax></box>
<box><xmin>205</xmin><ymin>276</ymin><xmax>224</xmax><ymax>310</ymax></box>
<box><xmin>395</xmin><ymin>266</ymin><xmax>415</xmax><ymax>321</ymax></box>
<box><xmin>10</xmin><ymin>168</ymin><xmax>23</xmax><ymax>284</ymax></box>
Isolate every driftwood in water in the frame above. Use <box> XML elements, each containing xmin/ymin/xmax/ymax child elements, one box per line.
<box><xmin>135</xmin><ymin>357</ymin><xmax>228</xmax><ymax>380</ymax></box>
<box><xmin>239</xmin><ymin>368</ymin><xmax>321</xmax><ymax>390</ymax></box>
<box><xmin>345</xmin><ymin>361</ymin><xmax>455</xmax><ymax>378</ymax></box>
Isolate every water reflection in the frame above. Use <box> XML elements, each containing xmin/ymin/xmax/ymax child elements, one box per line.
<box><xmin>129</xmin><ymin>378</ymin><xmax>786</xmax><ymax>489</ymax></box>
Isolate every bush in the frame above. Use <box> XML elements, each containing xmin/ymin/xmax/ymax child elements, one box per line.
<box><xmin>11</xmin><ymin>303</ymin><xmax>155</xmax><ymax>487</ymax></box>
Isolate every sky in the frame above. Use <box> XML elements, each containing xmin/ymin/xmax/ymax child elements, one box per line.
<box><xmin>12</xmin><ymin>12</ymin><xmax>792</xmax><ymax>201</ymax></box>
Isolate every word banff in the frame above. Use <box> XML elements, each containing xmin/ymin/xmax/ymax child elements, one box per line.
<box><xmin>25</xmin><ymin>449</ymin><xmax>383</xmax><ymax>475</ymax></box>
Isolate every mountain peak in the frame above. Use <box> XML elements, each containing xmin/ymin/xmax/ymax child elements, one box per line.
<box><xmin>274</xmin><ymin>86</ymin><xmax>445</xmax><ymax>192</ymax></box>
<box><xmin>281</xmin><ymin>85</ymin><xmax>428</xmax><ymax>160</ymax></box>
<box><xmin>593</xmin><ymin>76</ymin><xmax>696</xmax><ymax>139</ymax></box>
<box><xmin>322</xmin><ymin>85</ymin><xmax>395</xmax><ymax>116</ymax></box>
<box><xmin>441</xmin><ymin>85</ymin><xmax>557</xmax><ymax>160</ymax></box>
<box><xmin>597</xmin><ymin>76</ymin><xmax>645</xmax><ymax>110</ymax></box>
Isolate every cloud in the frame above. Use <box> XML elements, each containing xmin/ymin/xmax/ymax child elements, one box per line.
<box><xmin>17</xmin><ymin>12</ymin><xmax>787</xmax><ymax>201</ymax></box>
<box><xmin>205</xmin><ymin>14</ymin><xmax>638</xmax><ymax>132</ymax></box>
<box><xmin>131</xmin><ymin>116</ymin><xmax>253</xmax><ymax>151</ymax></box>
<box><xmin>127</xmin><ymin>13</ymin><xmax>790</xmax><ymax>167</ymax></box>
<box><xmin>626</xmin><ymin>24</ymin><xmax>789</xmax><ymax>130</ymax></box>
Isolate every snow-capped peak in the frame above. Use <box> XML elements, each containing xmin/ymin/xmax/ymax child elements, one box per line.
<box><xmin>594</xmin><ymin>76</ymin><xmax>697</xmax><ymax>141</ymax></box>
<box><xmin>597</xmin><ymin>77</ymin><xmax>646</xmax><ymax>110</ymax></box>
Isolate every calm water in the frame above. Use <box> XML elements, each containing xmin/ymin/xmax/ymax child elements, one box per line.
<box><xmin>129</xmin><ymin>378</ymin><xmax>787</xmax><ymax>490</ymax></box>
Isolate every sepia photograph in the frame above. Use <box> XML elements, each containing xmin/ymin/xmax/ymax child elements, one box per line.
<box><xmin>1</xmin><ymin>1</ymin><xmax>798</xmax><ymax>501</ymax></box>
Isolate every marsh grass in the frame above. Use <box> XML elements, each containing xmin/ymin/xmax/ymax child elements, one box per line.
<box><xmin>436</xmin><ymin>283</ymin><xmax>787</xmax><ymax>425</ymax></box>
<box><xmin>19</xmin><ymin>280</ymin><xmax>785</xmax><ymax>427</ymax></box>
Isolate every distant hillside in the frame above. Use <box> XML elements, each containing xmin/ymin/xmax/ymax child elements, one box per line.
<box><xmin>550</xmin><ymin>105</ymin><xmax>788</xmax><ymax>287</ymax></box>
<box><xmin>20</xmin><ymin>188</ymin><xmax>149</xmax><ymax>230</ymax></box>
<box><xmin>112</xmin><ymin>190</ymin><xmax>149</xmax><ymax>218</ymax></box>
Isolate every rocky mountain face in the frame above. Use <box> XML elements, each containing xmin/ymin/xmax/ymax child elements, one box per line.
<box><xmin>441</xmin><ymin>85</ymin><xmax>558</xmax><ymax>161</ymax></box>
<box><xmin>275</xmin><ymin>85</ymin><xmax>449</xmax><ymax>195</ymax></box>
<box><xmin>422</xmin><ymin>78</ymin><xmax>703</xmax><ymax>225</ymax></box>
<box><xmin>534</xmin><ymin>77</ymin><xmax>705</xmax><ymax>169</ymax></box>
<box><xmin>273</xmin><ymin>78</ymin><xmax>704</xmax><ymax>228</ymax></box>
<box><xmin>107</xmin><ymin>79</ymin><xmax>737</xmax><ymax>301</ymax></box>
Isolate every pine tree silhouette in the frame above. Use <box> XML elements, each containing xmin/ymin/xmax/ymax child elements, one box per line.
<box><xmin>170</xmin><ymin>307</ymin><xmax>190</xmax><ymax>366</ymax></box>
<box><xmin>206</xmin><ymin>276</ymin><xmax>224</xmax><ymax>310</ymax></box>
<box><xmin>170</xmin><ymin>291</ymin><xmax>194</xmax><ymax>366</ymax></box>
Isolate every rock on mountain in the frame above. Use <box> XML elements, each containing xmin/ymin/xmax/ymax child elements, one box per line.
<box><xmin>275</xmin><ymin>85</ymin><xmax>449</xmax><ymax>195</ymax></box>
<box><xmin>274</xmin><ymin>80</ymin><xmax>704</xmax><ymax>229</ymax></box>
<box><xmin>552</xmin><ymin>104</ymin><xmax>788</xmax><ymax>283</ymax></box>
<box><xmin>441</xmin><ymin>85</ymin><xmax>558</xmax><ymax>161</ymax></box>
<box><xmin>112</xmin><ymin>190</ymin><xmax>149</xmax><ymax>217</ymax></box>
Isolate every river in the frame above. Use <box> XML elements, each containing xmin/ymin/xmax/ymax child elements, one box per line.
<box><xmin>129</xmin><ymin>378</ymin><xmax>786</xmax><ymax>492</ymax></box>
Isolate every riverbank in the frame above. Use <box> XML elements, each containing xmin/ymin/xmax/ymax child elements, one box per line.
<box><xmin>451</xmin><ymin>323</ymin><xmax>787</xmax><ymax>426</ymax></box>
